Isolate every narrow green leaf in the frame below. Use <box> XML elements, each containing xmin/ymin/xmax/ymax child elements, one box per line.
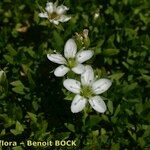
<box><xmin>103</xmin><ymin>49</ymin><xmax>119</xmax><ymax>56</ymax></box>
<box><xmin>107</xmin><ymin>101</ymin><xmax>113</xmax><ymax>114</ymax></box>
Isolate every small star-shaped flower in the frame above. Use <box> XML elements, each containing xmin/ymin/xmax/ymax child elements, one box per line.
<box><xmin>39</xmin><ymin>2</ymin><xmax>71</xmax><ymax>25</ymax></box>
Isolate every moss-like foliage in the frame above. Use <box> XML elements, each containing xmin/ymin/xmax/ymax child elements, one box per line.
<box><xmin>0</xmin><ymin>0</ymin><xmax>149</xmax><ymax>149</ymax></box>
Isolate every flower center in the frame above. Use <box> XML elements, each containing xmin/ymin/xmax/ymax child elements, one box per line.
<box><xmin>67</xmin><ymin>58</ymin><xmax>77</xmax><ymax>68</ymax></box>
<box><xmin>48</xmin><ymin>12</ymin><xmax>60</xmax><ymax>20</ymax></box>
<box><xmin>80</xmin><ymin>85</ymin><xmax>93</xmax><ymax>99</ymax></box>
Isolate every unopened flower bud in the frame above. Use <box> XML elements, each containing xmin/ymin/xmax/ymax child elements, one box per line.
<box><xmin>83</xmin><ymin>29</ymin><xmax>90</xmax><ymax>48</ymax></box>
<box><xmin>0</xmin><ymin>70</ymin><xmax>7</xmax><ymax>85</ymax></box>
<box><xmin>83</xmin><ymin>29</ymin><xmax>89</xmax><ymax>39</ymax></box>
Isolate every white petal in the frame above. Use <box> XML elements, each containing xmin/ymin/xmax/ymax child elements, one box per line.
<box><xmin>63</xmin><ymin>79</ymin><xmax>81</xmax><ymax>94</ymax></box>
<box><xmin>64</xmin><ymin>39</ymin><xmax>77</xmax><ymax>58</ymax></box>
<box><xmin>47</xmin><ymin>54</ymin><xmax>66</xmax><ymax>64</ymax></box>
<box><xmin>92</xmin><ymin>79</ymin><xmax>112</xmax><ymax>94</ymax></box>
<box><xmin>76</xmin><ymin>50</ymin><xmax>94</xmax><ymax>63</ymax></box>
<box><xmin>56</xmin><ymin>5</ymin><xmax>69</xmax><ymax>15</ymax></box>
<box><xmin>58</xmin><ymin>15</ymin><xmax>71</xmax><ymax>22</ymax></box>
<box><xmin>72</xmin><ymin>64</ymin><xmax>85</xmax><ymax>74</ymax></box>
<box><xmin>89</xmin><ymin>96</ymin><xmax>106</xmax><ymax>113</ymax></box>
<box><xmin>50</xmin><ymin>19</ymin><xmax>59</xmax><ymax>25</ymax></box>
<box><xmin>71</xmin><ymin>95</ymin><xmax>87</xmax><ymax>113</ymax></box>
<box><xmin>46</xmin><ymin>2</ymin><xmax>54</xmax><ymax>13</ymax></box>
<box><xmin>54</xmin><ymin>65</ymin><xmax>69</xmax><ymax>77</ymax></box>
<box><xmin>81</xmin><ymin>65</ymin><xmax>94</xmax><ymax>85</ymax></box>
<box><xmin>39</xmin><ymin>12</ymin><xmax>48</xmax><ymax>18</ymax></box>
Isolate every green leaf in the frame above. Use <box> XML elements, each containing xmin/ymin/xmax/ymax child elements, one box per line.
<box><xmin>26</xmin><ymin>47</ymin><xmax>36</xmax><ymax>58</ymax></box>
<box><xmin>105</xmin><ymin>7</ymin><xmax>114</xmax><ymax>14</ymax></box>
<box><xmin>6</xmin><ymin>44</ymin><xmax>17</xmax><ymax>56</ymax></box>
<box><xmin>27</xmin><ymin>72</ymin><xmax>36</xmax><ymax>89</ymax></box>
<box><xmin>122</xmin><ymin>83</ymin><xmax>138</xmax><ymax>93</ymax></box>
<box><xmin>4</xmin><ymin>55</ymin><xmax>14</xmax><ymax>64</ymax></box>
<box><xmin>101</xmin><ymin>114</ymin><xmax>109</xmax><ymax>122</ymax></box>
<box><xmin>10</xmin><ymin>121</ymin><xmax>24</xmax><ymax>135</ymax></box>
<box><xmin>12</xmin><ymin>87</ymin><xmax>25</xmax><ymax>95</ymax></box>
<box><xmin>86</xmin><ymin>115</ymin><xmax>101</xmax><ymax>128</ymax></box>
<box><xmin>0</xmin><ymin>114</ymin><xmax>15</xmax><ymax>128</ymax></box>
<box><xmin>10</xmin><ymin>80</ymin><xmax>25</xmax><ymax>95</ymax></box>
<box><xmin>10</xmin><ymin>80</ymin><xmax>24</xmax><ymax>87</ymax></box>
<box><xmin>56</xmin><ymin>132</ymin><xmax>71</xmax><ymax>140</ymax></box>
<box><xmin>103</xmin><ymin>49</ymin><xmax>119</xmax><ymax>56</ymax></box>
<box><xmin>107</xmin><ymin>101</ymin><xmax>113</xmax><ymax>114</ymax></box>
<box><xmin>141</xmin><ymin>74</ymin><xmax>150</xmax><ymax>83</ymax></box>
<box><xmin>101</xmin><ymin>128</ymin><xmax>106</xmax><ymax>135</ymax></box>
<box><xmin>0</xmin><ymin>129</ymin><xmax>6</xmax><ymax>136</ymax></box>
<box><xmin>64</xmin><ymin>123</ymin><xmax>75</xmax><ymax>132</ymax></box>
<box><xmin>111</xmin><ymin>143</ymin><xmax>120</xmax><ymax>150</ymax></box>
<box><xmin>125</xmin><ymin>109</ymin><xmax>133</xmax><ymax>116</ymax></box>
<box><xmin>114</xmin><ymin>104</ymin><xmax>120</xmax><ymax>116</ymax></box>
<box><xmin>109</xmin><ymin>72</ymin><xmax>124</xmax><ymax>81</ymax></box>
<box><xmin>92</xmin><ymin>130</ymin><xmax>99</xmax><ymax>137</ymax></box>
<box><xmin>137</xmin><ymin>137</ymin><xmax>146</xmax><ymax>148</ymax></box>
<box><xmin>128</xmin><ymin>130</ymin><xmax>136</xmax><ymax>141</ymax></box>
<box><xmin>26</xmin><ymin>112</ymin><xmax>37</xmax><ymax>123</ymax></box>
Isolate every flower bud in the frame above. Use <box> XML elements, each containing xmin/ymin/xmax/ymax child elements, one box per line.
<box><xmin>0</xmin><ymin>70</ymin><xmax>7</xmax><ymax>85</ymax></box>
<box><xmin>75</xmin><ymin>29</ymin><xmax>90</xmax><ymax>49</ymax></box>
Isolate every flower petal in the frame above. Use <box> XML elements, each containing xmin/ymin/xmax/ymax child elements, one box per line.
<box><xmin>76</xmin><ymin>50</ymin><xmax>94</xmax><ymax>63</ymax></box>
<box><xmin>89</xmin><ymin>96</ymin><xmax>106</xmax><ymax>113</ymax></box>
<box><xmin>49</xmin><ymin>19</ymin><xmax>59</xmax><ymax>25</ymax></box>
<box><xmin>92</xmin><ymin>79</ymin><xmax>112</xmax><ymax>94</ymax></box>
<box><xmin>47</xmin><ymin>54</ymin><xmax>66</xmax><ymax>64</ymax></box>
<box><xmin>54</xmin><ymin>65</ymin><xmax>69</xmax><ymax>77</ymax></box>
<box><xmin>64</xmin><ymin>39</ymin><xmax>77</xmax><ymax>58</ymax></box>
<box><xmin>63</xmin><ymin>79</ymin><xmax>81</xmax><ymax>94</ymax></box>
<box><xmin>46</xmin><ymin>2</ymin><xmax>54</xmax><ymax>13</ymax></box>
<box><xmin>56</xmin><ymin>5</ymin><xmax>69</xmax><ymax>15</ymax></box>
<box><xmin>81</xmin><ymin>65</ymin><xmax>94</xmax><ymax>85</ymax></box>
<box><xmin>72</xmin><ymin>64</ymin><xmax>85</xmax><ymax>74</ymax></box>
<box><xmin>58</xmin><ymin>15</ymin><xmax>71</xmax><ymax>22</ymax></box>
<box><xmin>71</xmin><ymin>95</ymin><xmax>87</xmax><ymax>113</ymax></box>
<box><xmin>39</xmin><ymin>12</ymin><xmax>48</xmax><ymax>18</ymax></box>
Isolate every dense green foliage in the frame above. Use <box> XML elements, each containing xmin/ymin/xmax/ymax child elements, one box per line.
<box><xmin>0</xmin><ymin>0</ymin><xmax>150</xmax><ymax>149</ymax></box>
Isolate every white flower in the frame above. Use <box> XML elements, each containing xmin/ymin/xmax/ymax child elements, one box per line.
<box><xmin>63</xmin><ymin>66</ymin><xmax>112</xmax><ymax>113</ymax></box>
<box><xmin>39</xmin><ymin>2</ymin><xmax>71</xmax><ymax>25</ymax></box>
<box><xmin>47</xmin><ymin>39</ymin><xmax>94</xmax><ymax>77</ymax></box>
